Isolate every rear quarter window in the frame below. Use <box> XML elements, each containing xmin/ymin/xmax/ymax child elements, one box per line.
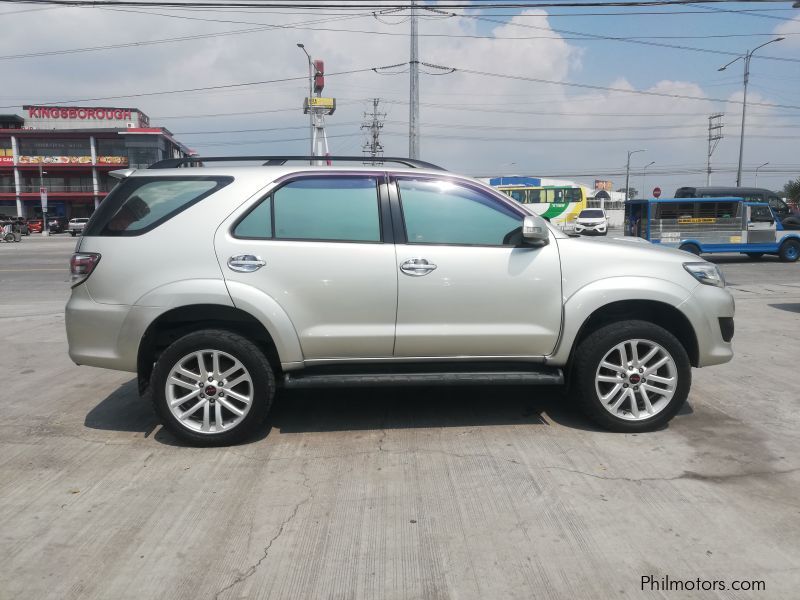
<box><xmin>84</xmin><ymin>176</ymin><xmax>232</xmax><ymax>236</ymax></box>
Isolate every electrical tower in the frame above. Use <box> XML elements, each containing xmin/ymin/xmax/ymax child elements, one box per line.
<box><xmin>362</xmin><ymin>98</ymin><xmax>386</xmax><ymax>165</ymax></box>
<box><xmin>707</xmin><ymin>113</ymin><xmax>724</xmax><ymax>185</ymax></box>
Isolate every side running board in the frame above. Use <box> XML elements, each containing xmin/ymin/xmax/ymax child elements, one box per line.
<box><xmin>282</xmin><ymin>365</ymin><xmax>564</xmax><ymax>389</ymax></box>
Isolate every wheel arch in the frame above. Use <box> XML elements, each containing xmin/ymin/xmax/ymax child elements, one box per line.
<box><xmin>137</xmin><ymin>304</ymin><xmax>285</xmax><ymax>395</ymax></box>
<box><xmin>549</xmin><ymin>276</ymin><xmax>700</xmax><ymax>373</ymax></box>
<box><xmin>567</xmin><ymin>300</ymin><xmax>699</xmax><ymax>370</ymax></box>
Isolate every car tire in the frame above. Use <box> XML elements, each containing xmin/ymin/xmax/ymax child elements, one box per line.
<box><xmin>778</xmin><ymin>239</ymin><xmax>800</xmax><ymax>263</ymax></box>
<box><xmin>151</xmin><ymin>329</ymin><xmax>275</xmax><ymax>446</ymax></box>
<box><xmin>571</xmin><ymin>320</ymin><xmax>691</xmax><ymax>433</ymax></box>
<box><xmin>679</xmin><ymin>243</ymin><xmax>701</xmax><ymax>255</ymax></box>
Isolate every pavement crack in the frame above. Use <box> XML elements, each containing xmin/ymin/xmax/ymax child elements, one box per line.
<box><xmin>542</xmin><ymin>465</ymin><xmax>800</xmax><ymax>483</ymax></box>
<box><xmin>213</xmin><ymin>466</ymin><xmax>313</xmax><ymax>600</ymax></box>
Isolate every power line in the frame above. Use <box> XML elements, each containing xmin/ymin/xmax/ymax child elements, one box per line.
<box><xmin>451</xmin><ymin>67</ymin><xmax>800</xmax><ymax>111</ymax></box>
<box><xmin>457</xmin><ymin>11</ymin><xmax>800</xmax><ymax>64</ymax></box>
<box><xmin>0</xmin><ymin>67</ymin><xmax>375</xmax><ymax>109</ymax></box>
<box><xmin>0</xmin><ymin>1</ymin><xmax>790</xmax><ymax>8</ymax></box>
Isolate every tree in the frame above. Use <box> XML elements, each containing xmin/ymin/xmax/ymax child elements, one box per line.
<box><xmin>783</xmin><ymin>177</ymin><xmax>800</xmax><ymax>207</ymax></box>
<box><xmin>616</xmin><ymin>187</ymin><xmax>638</xmax><ymax>199</ymax></box>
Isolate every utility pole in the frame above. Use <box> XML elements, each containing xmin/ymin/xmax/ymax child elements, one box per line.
<box><xmin>624</xmin><ymin>149</ymin><xmax>645</xmax><ymax>203</ymax></box>
<box><xmin>706</xmin><ymin>113</ymin><xmax>724</xmax><ymax>186</ymax></box>
<box><xmin>361</xmin><ymin>98</ymin><xmax>385</xmax><ymax>165</ymax></box>
<box><xmin>718</xmin><ymin>37</ymin><xmax>784</xmax><ymax>187</ymax></box>
<box><xmin>409</xmin><ymin>0</ymin><xmax>419</xmax><ymax>159</ymax></box>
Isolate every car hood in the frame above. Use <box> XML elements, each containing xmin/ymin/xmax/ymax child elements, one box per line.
<box><xmin>575</xmin><ymin>218</ymin><xmax>606</xmax><ymax>223</ymax></box>
<box><xmin>556</xmin><ymin>234</ymin><xmax>703</xmax><ymax>295</ymax></box>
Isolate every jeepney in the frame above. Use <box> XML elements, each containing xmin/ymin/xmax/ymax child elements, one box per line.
<box><xmin>624</xmin><ymin>197</ymin><xmax>800</xmax><ymax>262</ymax></box>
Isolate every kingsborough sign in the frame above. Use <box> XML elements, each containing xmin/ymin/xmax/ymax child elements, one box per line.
<box><xmin>23</xmin><ymin>105</ymin><xmax>151</xmax><ymax>129</ymax></box>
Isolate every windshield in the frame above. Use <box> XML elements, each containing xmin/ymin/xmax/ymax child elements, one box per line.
<box><xmin>578</xmin><ymin>209</ymin><xmax>605</xmax><ymax>218</ymax></box>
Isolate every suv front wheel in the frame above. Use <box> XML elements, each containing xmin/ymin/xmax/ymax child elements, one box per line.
<box><xmin>151</xmin><ymin>329</ymin><xmax>275</xmax><ymax>446</ymax></box>
<box><xmin>571</xmin><ymin>320</ymin><xmax>691</xmax><ymax>432</ymax></box>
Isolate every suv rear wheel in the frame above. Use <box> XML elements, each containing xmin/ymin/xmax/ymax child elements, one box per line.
<box><xmin>151</xmin><ymin>329</ymin><xmax>275</xmax><ymax>446</ymax></box>
<box><xmin>571</xmin><ymin>320</ymin><xmax>691</xmax><ymax>432</ymax></box>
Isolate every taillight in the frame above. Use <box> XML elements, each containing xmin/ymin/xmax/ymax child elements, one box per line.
<box><xmin>70</xmin><ymin>253</ymin><xmax>101</xmax><ymax>287</ymax></box>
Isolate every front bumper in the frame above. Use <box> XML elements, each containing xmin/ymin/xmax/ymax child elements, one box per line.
<box><xmin>678</xmin><ymin>283</ymin><xmax>735</xmax><ymax>367</ymax></box>
<box><xmin>574</xmin><ymin>222</ymin><xmax>607</xmax><ymax>235</ymax></box>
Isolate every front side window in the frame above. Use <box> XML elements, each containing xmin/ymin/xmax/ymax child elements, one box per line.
<box><xmin>768</xmin><ymin>197</ymin><xmax>788</xmax><ymax>217</ymax></box>
<box><xmin>398</xmin><ymin>178</ymin><xmax>522</xmax><ymax>246</ymax></box>
<box><xmin>272</xmin><ymin>176</ymin><xmax>381</xmax><ymax>242</ymax></box>
<box><xmin>750</xmin><ymin>206</ymin><xmax>774</xmax><ymax>223</ymax></box>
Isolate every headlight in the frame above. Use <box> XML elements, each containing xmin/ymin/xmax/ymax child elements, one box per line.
<box><xmin>683</xmin><ymin>262</ymin><xmax>725</xmax><ymax>288</ymax></box>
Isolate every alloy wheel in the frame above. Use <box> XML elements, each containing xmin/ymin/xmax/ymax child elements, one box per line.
<box><xmin>165</xmin><ymin>349</ymin><xmax>254</xmax><ymax>434</ymax></box>
<box><xmin>594</xmin><ymin>338</ymin><xmax>678</xmax><ymax>421</ymax></box>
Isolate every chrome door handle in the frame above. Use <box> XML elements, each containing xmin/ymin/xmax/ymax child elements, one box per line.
<box><xmin>400</xmin><ymin>258</ymin><xmax>437</xmax><ymax>276</ymax></box>
<box><xmin>228</xmin><ymin>255</ymin><xmax>266</xmax><ymax>273</ymax></box>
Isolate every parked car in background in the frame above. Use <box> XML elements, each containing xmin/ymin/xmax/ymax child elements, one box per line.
<box><xmin>68</xmin><ymin>218</ymin><xmax>89</xmax><ymax>236</ymax></box>
<box><xmin>48</xmin><ymin>217</ymin><xmax>67</xmax><ymax>234</ymax></box>
<box><xmin>574</xmin><ymin>208</ymin><xmax>609</xmax><ymax>236</ymax></box>
<box><xmin>66</xmin><ymin>155</ymin><xmax>735</xmax><ymax>446</ymax></box>
<box><xmin>27</xmin><ymin>219</ymin><xmax>43</xmax><ymax>234</ymax></box>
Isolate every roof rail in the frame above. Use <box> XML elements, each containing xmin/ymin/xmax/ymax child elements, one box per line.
<box><xmin>148</xmin><ymin>155</ymin><xmax>446</xmax><ymax>170</ymax></box>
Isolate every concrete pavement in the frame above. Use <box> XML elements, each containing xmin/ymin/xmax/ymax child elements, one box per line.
<box><xmin>1</xmin><ymin>235</ymin><xmax>798</xmax><ymax>599</ymax></box>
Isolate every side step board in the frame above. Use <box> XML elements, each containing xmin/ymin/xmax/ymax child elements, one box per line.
<box><xmin>282</xmin><ymin>365</ymin><xmax>564</xmax><ymax>389</ymax></box>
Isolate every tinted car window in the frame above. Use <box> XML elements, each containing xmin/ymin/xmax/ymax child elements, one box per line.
<box><xmin>398</xmin><ymin>178</ymin><xmax>522</xmax><ymax>246</ymax></box>
<box><xmin>85</xmin><ymin>176</ymin><xmax>232</xmax><ymax>236</ymax></box>
<box><xmin>234</xmin><ymin>197</ymin><xmax>272</xmax><ymax>239</ymax></box>
<box><xmin>579</xmin><ymin>209</ymin><xmax>605</xmax><ymax>218</ymax></box>
<box><xmin>273</xmin><ymin>177</ymin><xmax>381</xmax><ymax>242</ymax></box>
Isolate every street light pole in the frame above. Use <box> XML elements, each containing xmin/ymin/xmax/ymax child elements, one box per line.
<box><xmin>624</xmin><ymin>149</ymin><xmax>645</xmax><ymax>203</ymax></box>
<box><xmin>642</xmin><ymin>161</ymin><xmax>655</xmax><ymax>198</ymax></box>
<box><xmin>297</xmin><ymin>43</ymin><xmax>314</xmax><ymax>158</ymax></box>
<box><xmin>718</xmin><ymin>37</ymin><xmax>784</xmax><ymax>187</ymax></box>
<box><xmin>755</xmin><ymin>161</ymin><xmax>769</xmax><ymax>186</ymax></box>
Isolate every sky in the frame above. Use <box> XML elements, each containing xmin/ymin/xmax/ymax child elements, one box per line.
<box><xmin>1</xmin><ymin>0</ymin><xmax>799</xmax><ymax>195</ymax></box>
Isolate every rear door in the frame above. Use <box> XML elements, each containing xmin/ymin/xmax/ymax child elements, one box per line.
<box><xmin>391</xmin><ymin>176</ymin><xmax>562</xmax><ymax>358</ymax></box>
<box><xmin>215</xmin><ymin>173</ymin><xmax>398</xmax><ymax>360</ymax></box>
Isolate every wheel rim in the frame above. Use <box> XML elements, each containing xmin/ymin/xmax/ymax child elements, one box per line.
<box><xmin>787</xmin><ymin>245</ymin><xmax>799</xmax><ymax>260</ymax></box>
<box><xmin>594</xmin><ymin>338</ymin><xmax>678</xmax><ymax>421</ymax></box>
<box><xmin>165</xmin><ymin>349</ymin><xmax>254</xmax><ymax>434</ymax></box>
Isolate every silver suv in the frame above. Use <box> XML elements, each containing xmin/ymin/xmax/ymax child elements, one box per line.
<box><xmin>65</xmin><ymin>157</ymin><xmax>734</xmax><ymax>445</ymax></box>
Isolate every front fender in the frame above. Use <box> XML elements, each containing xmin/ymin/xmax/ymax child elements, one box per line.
<box><xmin>546</xmin><ymin>276</ymin><xmax>696</xmax><ymax>365</ymax></box>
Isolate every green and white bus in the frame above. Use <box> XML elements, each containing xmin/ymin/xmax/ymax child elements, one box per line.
<box><xmin>489</xmin><ymin>176</ymin><xmax>588</xmax><ymax>229</ymax></box>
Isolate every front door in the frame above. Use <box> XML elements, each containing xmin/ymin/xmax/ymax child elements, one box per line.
<box><xmin>746</xmin><ymin>204</ymin><xmax>776</xmax><ymax>244</ymax></box>
<box><xmin>392</xmin><ymin>176</ymin><xmax>562</xmax><ymax>358</ymax></box>
<box><xmin>215</xmin><ymin>174</ymin><xmax>398</xmax><ymax>361</ymax></box>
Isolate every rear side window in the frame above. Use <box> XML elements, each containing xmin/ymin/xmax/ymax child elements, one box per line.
<box><xmin>272</xmin><ymin>176</ymin><xmax>381</xmax><ymax>242</ymax></box>
<box><xmin>84</xmin><ymin>176</ymin><xmax>232</xmax><ymax>236</ymax></box>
